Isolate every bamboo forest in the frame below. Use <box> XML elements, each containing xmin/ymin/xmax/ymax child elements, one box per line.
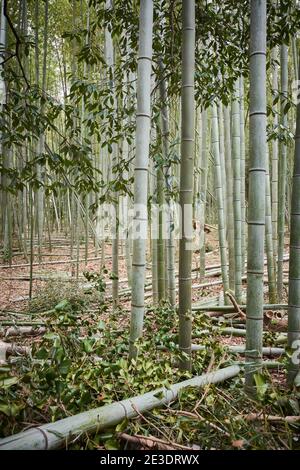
<box><xmin>0</xmin><ymin>0</ymin><xmax>300</xmax><ymax>454</ymax></box>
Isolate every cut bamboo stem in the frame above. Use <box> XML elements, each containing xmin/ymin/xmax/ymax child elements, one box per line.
<box><xmin>0</xmin><ymin>365</ymin><xmax>240</xmax><ymax>450</ymax></box>
<box><xmin>191</xmin><ymin>344</ymin><xmax>284</xmax><ymax>356</ymax></box>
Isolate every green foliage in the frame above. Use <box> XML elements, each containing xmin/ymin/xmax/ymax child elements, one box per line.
<box><xmin>0</xmin><ymin>299</ymin><xmax>299</xmax><ymax>449</ymax></box>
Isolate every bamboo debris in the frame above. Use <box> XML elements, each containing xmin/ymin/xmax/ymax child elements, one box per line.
<box><xmin>0</xmin><ymin>341</ymin><xmax>30</xmax><ymax>361</ymax></box>
<box><xmin>191</xmin><ymin>344</ymin><xmax>284</xmax><ymax>356</ymax></box>
<box><xmin>244</xmin><ymin>413</ymin><xmax>300</xmax><ymax>424</ymax></box>
<box><xmin>0</xmin><ymin>326</ymin><xmax>46</xmax><ymax>338</ymax></box>
<box><xmin>0</xmin><ymin>365</ymin><xmax>240</xmax><ymax>450</ymax></box>
<box><xmin>225</xmin><ymin>291</ymin><xmax>246</xmax><ymax>319</ymax></box>
<box><xmin>192</xmin><ymin>303</ymin><xmax>288</xmax><ymax>312</ymax></box>
<box><xmin>118</xmin><ymin>432</ymin><xmax>193</xmax><ymax>450</ymax></box>
<box><xmin>0</xmin><ymin>256</ymin><xmax>103</xmax><ymax>269</ymax></box>
<box><xmin>0</xmin><ymin>320</ymin><xmax>47</xmax><ymax>326</ymax></box>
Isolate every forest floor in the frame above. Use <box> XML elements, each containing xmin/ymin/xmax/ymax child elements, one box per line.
<box><xmin>0</xmin><ymin>229</ymin><xmax>299</xmax><ymax>450</ymax></box>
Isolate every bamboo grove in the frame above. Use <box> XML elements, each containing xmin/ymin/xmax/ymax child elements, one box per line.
<box><xmin>0</xmin><ymin>0</ymin><xmax>300</xmax><ymax>448</ymax></box>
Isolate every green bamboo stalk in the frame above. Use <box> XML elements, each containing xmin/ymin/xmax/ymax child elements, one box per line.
<box><xmin>239</xmin><ymin>76</ymin><xmax>246</xmax><ymax>272</ymax></box>
<box><xmin>199</xmin><ymin>109</ymin><xmax>208</xmax><ymax>280</ymax></box>
<box><xmin>211</xmin><ymin>103</ymin><xmax>229</xmax><ymax>298</ymax></box>
<box><xmin>129</xmin><ymin>0</ymin><xmax>153</xmax><ymax>360</ymax></box>
<box><xmin>178</xmin><ymin>0</ymin><xmax>195</xmax><ymax>371</ymax></box>
<box><xmin>265</xmin><ymin>147</ymin><xmax>277</xmax><ymax>303</ymax></box>
<box><xmin>232</xmin><ymin>80</ymin><xmax>242</xmax><ymax>302</ymax></box>
<box><xmin>224</xmin><ymin>105</ymin><xmax>235</xmax><ymax>289</ymax></box>
<box><xmin>271</xmin><ymin>47</ymin><xmax>279</xmax><ymax>257</ymax></box>
<box><xmin>277</xmin><ymin>44</ymin><xmax>288</xmax><ymax>301</ymax></box>
<box><xmin>218</xmin><ymin>102</ymin><xmax>227</xmax><ymax>224</ymax></box>
<box><xmin>245</xmin><ymin>0</ymin><xmax>267</xmax><ymax>390</ymax></box>
<box><xmin>158</xmin><ymin>62</ymin><xmax>176</xmax><ymax>305</ymax></box>
<box><xmin>287</xmin><ymin>51</ymin><xmax>300</xmax><ymax>386</ymax></box>
<box><xmin>191</xmin><ymin>344</ymin><xmax>284</xmax><ymax>356</ymax></box>
<box><xmin>157</xmin><ymin>165</ymin><xmax>165</xmax><ymax>301</ymax></box>
<box><xmin>0</xmin><ymin>365</ymin><xmax>240</xmax><ymax>450</ymax></box>
<box><xmin>291</xmin><ymin>36</ymin><xmax>298</xmax><ymax>82</ymax></box>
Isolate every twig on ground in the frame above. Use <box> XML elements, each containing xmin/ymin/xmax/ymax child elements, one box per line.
<box><xmin>225</xmin><ymin>291</ymin><xmax>246</xmax><ymax>319</ymax></box>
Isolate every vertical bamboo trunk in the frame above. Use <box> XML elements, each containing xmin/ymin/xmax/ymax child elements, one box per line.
<box><xmin>29</xmin><ymin>186</ymin><xmax>34</xmax><ymax>299</ymax></box>
<box><xmin>232</xmin><ymin>80</ymin><xmax>242</xmax><ymax>302</ymax></box>
<box><xmin>151</xmin><ymin>229</ymin><xmax>158</xmax><ymax>303</ymax></box>
<box><xmin>178</xmin><ymin>0</ymin><xmax>195</xmax><ymax>371</ymax></box>
<box><xmin>0</xmin><ymin>0</ymin><xmax>10</xmax><ymax>262</ymax></box>
<box><xmin>291</xmin><ymin>36</ymin><xmax>298</xmax><ymax>82</ymax></box>
<box><xmin>199</xmin><ymin>109</ymin><xmax>208</xmax><ymax>280</ymax></box>
<box><xmin>123</xmin><ymin>138</ymin><xmax>132</xmax><ymax>288</ymax></box>
<box><xmin>104</xmin><ymin>0</ymin><xmax>119</xmax><ymax>308</ymax></box>
<box><xmin>224</xmin><ymin>105</ymin><xmax>235</xmax><ymax>289</ymax></box>
<box><xmin>150</xmin><ymin>156</ymin><xmax>158</xmax><ymax>304</ymax></box>
<box><xmin>277</xmin><ymin>44</ymin><xmax>288</xmax><ymax>301</ymax></box>
<box><xmin>287</xmin><ymin>51</ymin><xmax>300</xmax><ymax>386</ymax></box>
<box><xmin>129</xmin><ymin>0</ymin><xmax>153</xmax><ymax>360</ymax></box>
<box><xmin>245</xmin><ymin>0</ymin><xmax>266</xmax><ymax>390</ymax></box>
<box><xmin>0</xmin><ymin>0</ymin><xmax>6</xmax><ymax>120</ymax></box>
<box><xmin>265</xmin><ymin>148</ymin><xmax>277</xmax><ymax>303</ymax></box>
<box><xmin>239</xmin><ymin>76</ymin><xmax>246</xmax><ymax>272</ymax></box>
<box><xmin>218</xmin><ymin>102</ymin><xmax>227</xmax><ymax>224</ymax></box>
<box><xmin>271</xmin><ymin>47</ymin><xmax>279</xmax><ymax>257</ymax></box>
<box><xmin>35</xmin><ymin>0</ymin><xmax>49</xmax><ymax>261</ymax></box>
<box><xmin>158</xmin><ymin>64</ymin><xmax>176</xmax><ymax>305</ymax></box>
<box><xmin>157</xmin><ymin>165</ymin><xmax>165</xmax><ymax>301</ymax></box>
<box><xmin>212</xmin><ymin>103</ymin><xmax>229</xmax><ymax>298</ymax></box>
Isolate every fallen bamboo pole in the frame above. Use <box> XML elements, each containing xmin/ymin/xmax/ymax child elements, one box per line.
<box><xmin>0</xmin><ymin>365</ymin><xmax>240</xmax><ymax>450</ymax></box>
<box><xmin>0</xmin><ymin>256</ymin><xmax>103</xmax><ymax>270</ymax></box>
<box><xmin>244</xmin><ymin>413</ymin><xmax>300</xmax><ymax>423</ymax></box>
<box><xmin>191</xmin><ymin>344</ymin><xmax>285</xmax><ymax>356</ymax></box>
<box><xmin>0</xmin><ymin>326</ymin><xmax>46</xmax><ymax>338</ymax></box>
<box><xmin>0</xmin><ymin>341</ymin><xmax>31</xmax><ymax>360</ymax></box>
<box><xmin>192</xmin><ymin>303</ymin><xmax>288</xmax><ymax>312</ymax></box>
<box><xmin>0</xmin><ymin>319</ymin><xmax>47</xmax><ymax>326</ymax></box>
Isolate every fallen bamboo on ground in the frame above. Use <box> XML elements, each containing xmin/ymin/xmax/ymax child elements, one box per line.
<box><xmin>0</xmin><ymin>326</ymin><xmax>46</xmax><ymax>338</ymax></box>
<box><xmin>192</xmin><ymin>303</ymin><xmax>288</xmax><ymax>312</ymax></box>
<box><xmin>191</xmin><ymin>344</ymin><xmax>284</xmax><ymax>356</ymax></box>
<box><xmin>0</xmin><ymin>365</ymin><xmax>240</xmax><ymax>450</ymax></box>
<box><xmin>0</xmin><ymin>256</ymin><xmax>103</xmax><ymax>270</ymax></box>
<box><xmin>244</xmin><ymin>413</ymin><xmax>300</xmax><ymax>424</ymax></box>
<box><xmin>0</xmin><ymin>341</ymin><xmax>31</xmax><ymax>361</ymax></box>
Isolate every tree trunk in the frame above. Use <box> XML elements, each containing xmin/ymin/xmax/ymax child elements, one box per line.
<box><xmin>232</xmin><ymin>80</ymin><xmax>243</xmax><ymax>302</ymax></box>
<box><xmin>277</xmin><ymin>44</ymin><xmax>288</xmax><ymax>301</ymax></box>
<box><xmin>245</xmin><ymin>0</ymin><xmax>267</xmax><ymax>391</ymax></box>
<box><xmin>224</xmin><ymin>105</ymin><xmax>235</xmax><ymax>289</ymax></box>
<box><xmin>287</xmin><ymin>51</ymin><xmax>300</xmax><ymax>386</ymax></box>
<box><xmin>129</xmin><ymin>0</ymin><xmax>153</xmax><ymax>360</ymax></box>
<box><xmin>212</xmin><ymin>103</ymin><xmax>229</xmax><ymax>299</ymax></box>
<box><xmin>178</xmin><ymin>0</ymin><xmax>195</xmax><ymax>371</ymax></box>
<box><xmin>271</xmin><ymin>46</ymin><xmax>279</xmax><ymax>258</ymax></box>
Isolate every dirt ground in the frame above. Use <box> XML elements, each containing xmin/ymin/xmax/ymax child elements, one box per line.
<box><xmin>0</xmin><ymin>227</ymin><xmax>290</xmax><ymax>308</ymax></box>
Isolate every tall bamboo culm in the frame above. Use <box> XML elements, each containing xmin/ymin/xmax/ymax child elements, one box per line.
<box><xmin>271</xmin><ymin>47</ymin><xmax>279</xmax><ymax>258</ymax></box>
<box><xmin>287</xmin><ymin>51</ymin><xmax>300</xmax><ymax>386</ymax></box>
<box><xmin>178</xmin><ymin>0</ymin><xmax>195</xmax><ymax>371</ymax></box>
<box><xmin>159</xmin><ymin>63</ymin><xmax>176</xmax><ymax>305</ymax></box>
<box><xmin>265</xmin><ymin>148</ymin><xmax>277</xmax><ymax>303</ymax></box>
<box><xmin>239</xmin><ymin>76</ymin><xmax>246</xmax><ymax>272</ymax></box>
<box><xmin>211</xmin><ymin>103</ymin><xmax>229</xmax><ymax>298</ymax></box>
<box><xmin>277</xmin><ymin>44</ymin><xmax>288</xmax><ymax>301</ymax></box>
<box><xmin>224</xmin><ymin>105</ymin><xmax>235</xmax><ymax>290</ymax></box>
<box><xmin>232</xmin><ymin>80</ymin><xmax>243</xmax><ymax>302</ymax></box>
<box><xmin>245</xmin><ymin>0</ymin><xmax>266</xmax><ymax>391</ymax></box>
<box><xmin>199</xmin><ymin>109</ymin><xmax>208</xmax><ymax>280</ymax></box>
<box><xmin>129</xmin><ymin>0</ymin><xmax>153</xmax><ymax>360</ymax></box>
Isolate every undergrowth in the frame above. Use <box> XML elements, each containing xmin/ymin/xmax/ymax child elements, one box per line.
<box><xmin>0</xmin><ymin>283</ymin><xmax>299</xmax><ymax>449</ymax></box>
